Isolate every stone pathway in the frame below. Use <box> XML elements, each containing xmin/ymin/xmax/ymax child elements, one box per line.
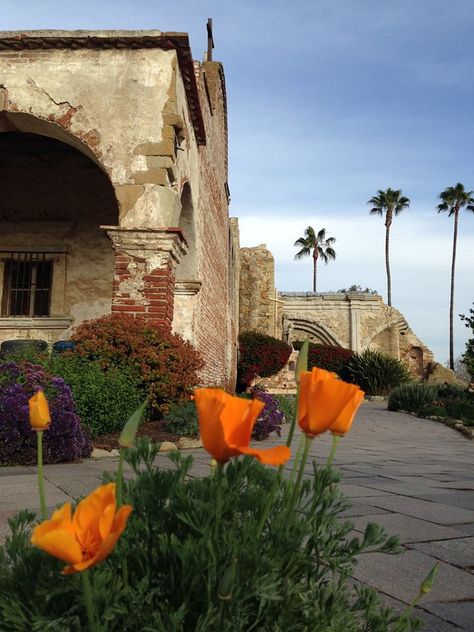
<box><xmin>0</xmin><ymin>401</ymin><xmax>473</xmax><ymax>631</ymax></box>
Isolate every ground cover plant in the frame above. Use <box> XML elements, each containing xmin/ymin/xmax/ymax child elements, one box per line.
<box><xmin>0</xmin><ymin>346</ymin><xmax>434</xmax><ymax>630</ymax></box>
<box><xmin>71</xmin><ymin>313</ymin><xmax>203</xmax><ymax>416</ymax></box>
<box><xmin>388</xmin><ymin>382</ymin><xmax>474</xmax><ymax>427</ymax></box>
<box><xmin>237</xmin><ymin>331</ymin><xmax>292</xmax><ymax>391</ymax></box>
<box><xmin>0</xmin><ymin>362</ymin><xmax>91</xmax><ymax>465</ymax></box>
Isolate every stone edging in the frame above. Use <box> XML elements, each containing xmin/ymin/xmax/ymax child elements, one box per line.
<box><xmin>401</xmin><ymin>411</ymin><xmax>473</xmax><ymax>440</ymax></box>
<box><xmin>90</xmin><ymin>437</ymin><xmax>203</xmax><ymax>459</ymax></box>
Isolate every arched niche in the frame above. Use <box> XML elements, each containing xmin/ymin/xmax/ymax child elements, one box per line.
<box><xmin>172</xmin><ymin>183</ymin><xmax>200</xmax><ymax>343</ymax></box>
<box><xmin>0</xmin><ymin>126</ymin><xmax>119</xmax><ymax>343</ymax></box>
<box><xmin>175</xmin><ymin>183</ymin><xmax>198</xmax><ymax>281</ymax></box>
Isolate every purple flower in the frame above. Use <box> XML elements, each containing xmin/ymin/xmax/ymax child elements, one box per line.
<box><xmin>0</xmin><ymin>362</ymin><xmax>91</xmax><ymax>465</ymax></box>
<box><xmin>250</xmin><ymin>388</ymin><xmax>284</xmax><ymax>441</ymax></box>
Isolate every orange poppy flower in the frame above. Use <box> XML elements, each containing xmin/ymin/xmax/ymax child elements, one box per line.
<box><xmin>194</xmin><ymin>388</ymin><xmax>291</xmax><ymax>466</ymax></box>
<box><xmin>329</xmin><ymin>389</ymin><xmax>365</xmax><ymax>436</ymax></box>
<box><xmin>28</xmin><ymin>390</ymin><xmax>51</xmax><ymax>430</ymax></box>
<box><xmin>298</xmin><ymin>369</ymin><xmax>364</xmax><ymax>437</ymax></box>
<box><xmin>31</xmin><ymin>483</ymin><xmax>132</xmax><ymax>574</ymax></box>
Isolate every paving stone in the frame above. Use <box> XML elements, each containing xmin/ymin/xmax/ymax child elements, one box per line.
<box><xmin>453</xmin><ymin>523</ymin><xmax>474</xmax><ymax>536</ymax></box>
<box><xmin>351</xmin><ymin>513</ymin><xmax>466</xmax><ymax>543</ymax></box>
<box><xmin>352</xmin><ymin>549</ymin><xmax>474</xmax><ymax>604</ymax></box>
<box><xmin>424</xmin><ymin>602</ymin><xmax>474</xmax><ymax>631</ymax></box>
<box><xmin>421</xmin><ymin>491</ymin><xmax>474</xmax><ymax>512</ymax></box>
<box><xmin>339</xmin><ymin>501</ymin><xmax>391</xmax><ymax>518</ymax></box>
<box><xmin>367</xmin><ymin>496</ymin><xmax>474</xmax><ymax>525</ymax></box>
<box><xmin>409</xmin><ymin>537</ymin><xmax>474</xmax><ymax>568</ymax></box>
<box><xmin>376</xmin><ymin>593</ymin><xmax>467</xmax><ymax>631</ymax></box>
<box><xmin>339</xmin><ymin>484</ymin><xmax>394</xmax><ymax>498</ymax></box>
<box><xmin>1</xmin><ymin>475</ymin><xmax>70</xmax><ymax>510</ymax></box>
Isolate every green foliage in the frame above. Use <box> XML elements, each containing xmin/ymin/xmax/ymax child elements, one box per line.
<box><xmin>460</xmin><ymin>303</ymin><xmax>474</xmax><ymax>379</ymax></box>
<box><xmin>387</xmin><ymin>383</ymin><xmax>438</xmax><ymax>415</ymax></box>
<box><xmin>237</xmin><ymin>331</ymin><xmax>292</xmax><ymax>391</ymax></box>
<box><xmin>0</xmin><ymin>443</ymin><xmax>421</xmax><ymax>631</ymax></box>
<box><xmin>348</xmin><ymin>350</ymin><xmax>411</xmax><ymax>396</ymax></box>
<box><xmin>48</xmin><ymin>355</ymin><xmax>144</xmax><ymax>437</ymax></box>
<box><xmin>272</xmin><ymin>394</ymin><xmax>296</xmax><ymax>423</ymax></box>
<box><xmin>388</xmin><ymin>382</ymin><xmax>474</xmax><ymax>426</ymax></box>
<box><xmin>162</xmin><ymin>400</ymin><xmax>199</xmax><ymax>437</ymax></box>
<box><xmin>71</xmin><ymin>313</ymin><xmax>203</xmax><ymax>417</ymax></box>
<box><xmin>293</xmin><ymin>341</ymin><xmax>354</xmax><ymax>380</ymax></box>
<box><xmin>337</xmin><ymin>285</ymin><xmax>378</xmax><ymax>295</ymax></box>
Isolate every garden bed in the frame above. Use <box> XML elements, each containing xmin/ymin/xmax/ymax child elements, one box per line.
<box><xmin>94</xmin><ymin>421</ymin><xmax>180</xmax><ymax>451</ymax></box>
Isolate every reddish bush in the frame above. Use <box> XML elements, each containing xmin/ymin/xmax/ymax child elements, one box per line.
<box><xmin>71</xmin><ymin>314</ymin><xmax>203</xmax><ymax>416</ymax></box>
<box><xmin>237</xmin><ymin>331</ymin><xmax>292</xmax><ymax>391</ymax></box>
<box><xmin>293</xmin><ymin>341</ymin><xmax>354</xmax><ymax>380</ymax></box>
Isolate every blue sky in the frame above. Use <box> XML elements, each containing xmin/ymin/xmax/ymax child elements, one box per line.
<box><xmin>2</xmin><ymin>1</ymin><xmax>474</xmax><ymax>363</ymax></box>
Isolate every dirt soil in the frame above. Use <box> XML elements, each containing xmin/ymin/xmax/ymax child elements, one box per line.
<box><xmin>93</xmin><ymin>421</ymin><xmax>180</xmax><ymax>451</ymax></box>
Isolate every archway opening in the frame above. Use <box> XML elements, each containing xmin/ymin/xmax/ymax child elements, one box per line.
<box><xmin>0</xmin><ymin>130</ymin><xmax>119</xmax><ymax>343</ymax></box>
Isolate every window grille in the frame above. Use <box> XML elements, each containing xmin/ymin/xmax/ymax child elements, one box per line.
<box><xmin>1</xmin><ymin>252</ymin><xmax>60</xmax><ymax>317</ymax></box>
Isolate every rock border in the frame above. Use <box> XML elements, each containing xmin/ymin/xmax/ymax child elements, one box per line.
<box><xmin>90</xmin><ymin>437</ymin><xmax>203</xmax><ymax>458</ymax></box>
<box><xmin>400</xmin><ymin>411</ymin><xmax>473</xmax><ymax>440</ymax></box>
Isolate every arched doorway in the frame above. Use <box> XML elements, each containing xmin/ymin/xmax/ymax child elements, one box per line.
<box><xmin>0</xmin><ymin>128</ymin><xmax>119</xmax><ymax>344</ymax></box>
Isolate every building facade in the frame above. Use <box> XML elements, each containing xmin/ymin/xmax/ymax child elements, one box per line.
<box><xmin>0</xmin><ymin>29</ymin><xmax>238</xmax><ymax>388</ymax></box>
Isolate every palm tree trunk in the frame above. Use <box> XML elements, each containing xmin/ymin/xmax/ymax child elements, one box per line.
<box><xmin>449</xmin><ymin>209</ymin><xmax>459</xmax><ymax>371</ymax></box>
<box><xmin>313</xmin><ymin>252</ymin><xmax>318</xmax><ymax>292</ymax></box>
<box><xmin>385</xmin><ymin>220</ymin><xmax>392</xmax><ymax>306</ymax></box>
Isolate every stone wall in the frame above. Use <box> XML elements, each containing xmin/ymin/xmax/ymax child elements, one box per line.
<box><xmin>239</xmin><ymin>245</ymin><xmax>277</xmax><ymax>336</ymax></box>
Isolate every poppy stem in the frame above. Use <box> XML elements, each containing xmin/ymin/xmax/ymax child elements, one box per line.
<box><xmin>285</xmin><ymin>384</ymin><xmax>300</xmax><ymax>449</ymax></box>
<box><xmin>116</xmin><ymin>449</ymin><xmax>125</xmax><ymax>509</ymax></box>
<box><xmin>291</xmin><ymin>434</ymin><xmax>313</xmax><ymax>508</ymax></box>
<box><xmin>289</xmin><ymin>434</ymin><xmax>305</xmax><ymax>484</ymax></box>
<box><xmin>256</xmin><ymin>473</ymin><xmax>280</xmax><ymax>538</ymax></box>
<box><xmin>215</xmin><ymin>462</ymin><xmax>225</xmax><ymax>535</ymax></box>
<box><xmin>326</xmin><ymin>434</ymin><xmax>341</xmax><ymax>467</ymax></box>
<box><xmin>81</xmin><ymin>570</ymin><xmax>98</xmax><ymax>631</ymax></box>
<box><xmin>115</xmin><ymin>449</ymin><xmax>129</xmax><ymax>587</ymax></box>
<box><xmin>36</xmin><ymin>430</ymin><xmax>47</xmax><ymax>520</ymax></box>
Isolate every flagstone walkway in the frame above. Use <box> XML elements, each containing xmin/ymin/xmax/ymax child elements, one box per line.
<box><xmin>0</xmin><ymin>401</ymin><xmax>473</xmax><ymax>631</ymax></box>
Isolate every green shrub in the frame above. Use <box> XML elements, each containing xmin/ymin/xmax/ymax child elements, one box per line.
<box><xmin>293</xmin><ymin>341</ymin><xmax>354</xmax><ymax>380</ymax></box>
<box><xmin>436</xmin><ymin>383</ymin><xmax>473</xmax><ymax>401</ymax></box>
<box><xmin>48</xmin><ymin>355</ymin><xmax>144</xmax><ymax>437</ymax></box>
<box><xmin>162</xmin><ymin>400</ymin><xmax>199</xmax><ymax>437</ymax></box>
<box><xmin>348</xmin><ymin>350</ymin><xmax>411</xmax><ymax>395</ymax></box>
<box><xmin>273</xmin><ymin>394</ymin><xmax>296</xmax><ymax>423</ymax></box>
<box><xmin>237</xmin><ymin>331</ymin><xmax>292</xmax><ymax>391</ymax></box>
<box><xmin>71</xmin><ymin>313</ymin><xmax>203</xmax><ymax>417</ymax></box>
<box><xmin>0</xmin><ymin>444</ymin><xmax>420</xmax><ymax>630</ymax></box>
<box><xmin>387</xmin><ymin>383</ymin><xmax>438</xmax><ymax>415</ymax></box>
<box><xmin>442</xmin><ymin>399</ymin><xmax>474</xmax><ymax>425</ymax></box>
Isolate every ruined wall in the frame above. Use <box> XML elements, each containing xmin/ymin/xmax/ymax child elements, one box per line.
<box><xmin>239</xmin><ymin>245</ymin><xmax>276</xmax><ymax>336</ymax></box>
<box><xmin>239</xmin><ymin>245</ymin><xmax>434</xmax><ymax>381</ymax></box>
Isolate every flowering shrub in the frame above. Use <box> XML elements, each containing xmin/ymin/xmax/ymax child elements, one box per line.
<box><xmin>0</xmin><ymin>362</ymin><xmax>91</xmax><ymax>465</ymax></box>
<box><xmin>71</xmin><ymin>313</ymin><xmax>203</xmax><ymax>416</ymax></box>
<box><xmin>237</xmin><ymin>331</ymin><xmax>292</xmax><ymax>391</ymax></box>
<box><xmin>293</xmin><ymin>340</ymin><xmax>354</xmax><ymax>380</ymax></box>
<box><xmin>242</xmin><ymin>388</ymin><xmax>285</xmax><ymax>440</ymax></box>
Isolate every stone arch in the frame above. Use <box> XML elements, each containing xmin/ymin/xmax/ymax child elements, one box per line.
<box><xmin>0</xmin><ymin>124</ymin><xmax>120</xmax><ymax>342</ymax></box>
<box><xmin>286</xmin><ymin>317</ymin><xmax>345</xmax><ymax>347</ymax></box>
<box><xmin>363</xmin><ymin>316</ymin><xmax>406</xmax><ymax>351</ymax></box>
<box><xmin>0</xmin><ymin>109</ymin><xmax>108</xmax><ymax>177</ymax></box>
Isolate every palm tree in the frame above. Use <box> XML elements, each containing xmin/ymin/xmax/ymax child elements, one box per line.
<box><xmin>368</xmin><ymin>188</ymin><xmax>410</xmax><ymax>307</ymax></box>
<box><xmin>437</xmin><ymin>183</ymin><xmax>474</xmax><ymax>370</ymax></box>
<box><xmin>294</xmin><ymin>227</ymin><xmax>336</xmax><ymax>292</ymax></box>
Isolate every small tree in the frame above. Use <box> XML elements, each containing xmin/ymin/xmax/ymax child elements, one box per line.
<box><xmin>294</xmin><ymin>226</ymin><xmax>336</xmax><ymax>292</ymax></box>
<box><xmin>460</xmin><ymin>303</ymin><xmax>474</xmax><ymax>380</ymax></box>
